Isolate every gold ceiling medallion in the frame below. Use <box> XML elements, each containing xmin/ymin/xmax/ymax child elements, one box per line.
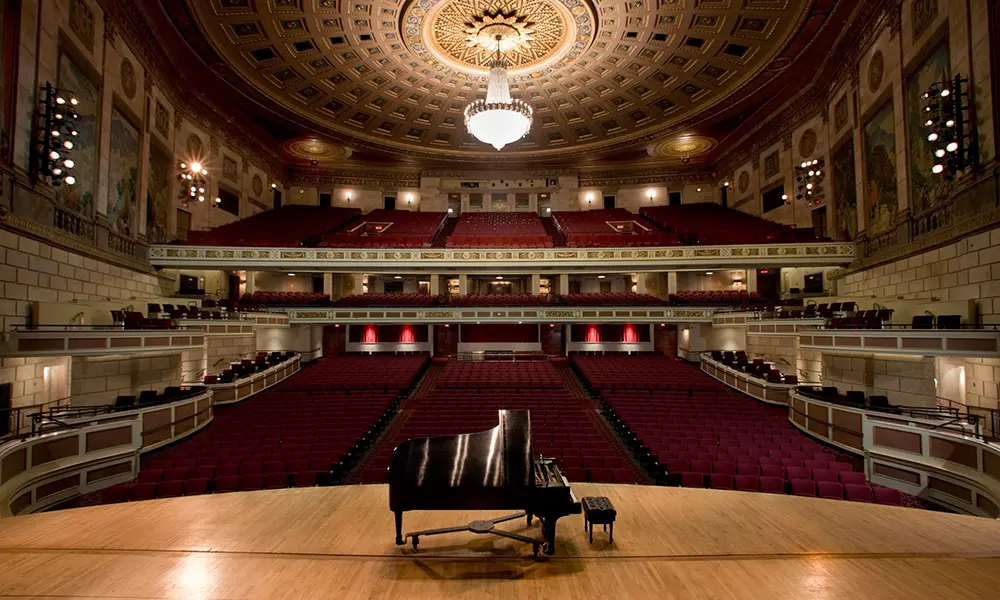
<box><xmin>647</xmin><ymin>136</ymin><xmax>717</xmax><ymax>161</ymax></box>
<box><xmin>415</xmin><ymin>0</ymin><xmax>580</xmax><ymax>75</ymax></box>
<box><xmin>284</xmin><ymin>138</ymin><xmax>352</xmax><ymax>163</ymax></box>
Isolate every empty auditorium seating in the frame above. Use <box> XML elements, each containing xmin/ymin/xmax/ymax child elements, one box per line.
<box><xmin>333</xmin><ymin>293</ymin><xmax>439</xmax><ymax>307</ymax></box>
<box><xmin>561</xmin><ymin>293</ymin><xmax>670</xmax><ymax>306</ymax></box>
<box><xmin>183</xmin><ymin>206</ymin><xmax>361</xmax><ymax>247</ymax></box>
<box><xmin>358</xmin><ymin>360</ymin><xmax>638</xmax><ymax>484</ymax></box>
<box><xmin>94</xmin><ymin>355</ymin><xmax>428</xmax><ymax>503</ymax></box>
<box><xmin>445</xmin><ymin>213</ymin><xmax>553</xmax><ymax>248</ymax></box>
<box><xmin>641</xmin><ymin>203</ymin><xmax>816</xmax><ymax>245</ymax></box>
<box><xmin>444</xmin><ymin>294</ymin><xmax>555</xmax><ymax>307</ymax></box>
<box><xmin>573</xmin><ymin>355</ymin><xmax>880</xmax><ymax>504</ymax></box>
<box><xmin>241</xmin><ymin>292</ymin><xmax>331</xmax><ymax>307</ymax></box>
<box><xmin>669</xmin><ymin>291</ymin><xmax>763</xmax><ymax>306</ymax></box>
<box><xmin>319</xmin><ymin>210</ymin><xmax>447</xmax><ymax>248</ymax></box>
<box><xmin>551</xmin><ymin>209</ymin><xmax>680</xmax><ymax>247</ymax></box>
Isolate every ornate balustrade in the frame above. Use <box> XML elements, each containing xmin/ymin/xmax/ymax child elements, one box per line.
<box><xmin>788</xmin><ymin>388</ymin><xmax>1000</xmax><ymax>519</ymax></box>
<box><xmin>285</xmin><ymin>306</ymin><xmax>716</xmax><ymax>324</ymax></box>
<box><xmin>0</xmin><ymin>326</ymin><xmax>205</xmax><ymax>357</ymax></box>
<box><xmin>0</xmin><ymin>419</ymin><xmax>140</xmax><ymax>516</ymax></box>
<box><xmin>699</xmin><ymin>352</ymin><xmax>803</xmax><ymax>406</ymax></box>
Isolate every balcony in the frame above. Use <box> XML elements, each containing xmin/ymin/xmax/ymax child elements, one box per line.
<box><xmin>285</xmin><ymin>306</ymin><xmax>716</xmax><ymax>324</ymax></box>
<box><xmin>0</xmin><ymin>325</ymin><xmax>205</xmax><ymax>357</ymax></box>
<box><xmin>699</xmin><ymin>352</ymin><xmax>803</xmax><ymax>406</ymax></box>
<box><xmin>798</xmin><ymin>326</ymin><xmax>1000</xmax><ymax>358</ymax></box>
<box><xmin>206</xmin><ymin>354</ymin><xmax>301</xmax><ymax>405</ymax></box>
<box><xmin>788</xmin><ymin>387</ymin><xmax>1000</xmax><ymax>518</ymax></box>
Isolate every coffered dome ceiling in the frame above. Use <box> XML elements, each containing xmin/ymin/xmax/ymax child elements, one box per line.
<box><xmin>169</xmin><ymin>0</ymin><xmax>833</xmax><ymax>164</ymax></box>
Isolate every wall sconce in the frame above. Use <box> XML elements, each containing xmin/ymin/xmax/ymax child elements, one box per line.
<box><xmin>345</xmin><ymin>192</ymin><xmax>352</xmax><ymax>204</ymax></box>
<box><xmin>586</xmin><ymin>193</ymin><xmax>593</xmax><ymax>208</ymax></box>
<box><xmin>647</xmin><ymin>189</ymin><xmax>656</xmax><ymax>204</ymax></box>
<box><xmin>36</xmin><ymin>82</ymin><xmax>80</xmax><ymax>187</ymax></box>
<box><xmin>270</xmin><ymin>182</ymin><xmax>277</xmax><ymax>189</ymax></box>
<box><xmin>406</xmin><ymin>193</ymin><xmax>413</xmax><ymax>206</ymax></box>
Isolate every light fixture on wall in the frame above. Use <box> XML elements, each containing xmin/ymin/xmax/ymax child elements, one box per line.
<box><xmin>586</xmin><ymin>193</ymin><xmax>593</xmax><ymax>208</ymax></box>
<box><xmin>178</xmin><ymin>160</ymin><xmax>209</xmax><ymax>208</ymax></box>
<box><xmin>923</xmin><ymin>74</ymin><xmax>976</xmax><ymax>179</ymax></box>
<box><xmin>647</xmin><ymin>189</ymin><xmax>656</xmax><ymax>204</ymax></box>
<box><xmin>795</xmin><ymin>159</ymin><xmax>824</xmax><ymax>204</ymax></box>
<box><xmin>345</xmin><ymin>192</ymin><xmax>352</xmax><ymax>204</ymax></box>
<box><xmin>464</xmin><ymin>36</ymin><xmax>533</xmax><ymax>150</ymax></box>
<box><xmin>36</xmin><ymin>82</ymin><xmax>79</xmax><ymax>187</ymax></box>
<box><xmin>270</xmin><ymin>182</ymin><xmax>278</xmax><ymax>189</ymax></box>
<box><xmin>406</xmin><ymin>193</ymin><xmax>414</xmax><ymax>206</ymax></box>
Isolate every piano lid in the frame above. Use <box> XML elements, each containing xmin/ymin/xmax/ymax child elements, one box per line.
<box><xmin>388</xmin><ymin>409</ymin><xmax>534</xmax><ymax>489</ymax></box>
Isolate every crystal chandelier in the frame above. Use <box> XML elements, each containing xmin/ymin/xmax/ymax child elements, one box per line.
<box><xmin>464</xmin><ymin>37</ymin><xmax>533</xmax><ymax>151</ymax></box>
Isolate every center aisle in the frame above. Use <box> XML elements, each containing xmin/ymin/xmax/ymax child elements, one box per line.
<box><xmin>355</xmin><ymin>359</ymin><xmax>637</xmax><ymax>484</ymax></box>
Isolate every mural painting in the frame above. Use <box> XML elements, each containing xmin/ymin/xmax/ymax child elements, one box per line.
<box><xmin>832</xmin><ymin>139</ymin><xmax>858</xmax><ymax>240</ymax></box>
<box><xmin>863</xmin><ymin>100</ymin><xmax>899</xmax><ymax>235</ymax></box>
<box><xmin>906</xmin><ymin>41</ymin><xmax>950</xmax><ymax>214</ymax></box>
<box><xmin>107</xmin><ymin>108</ymin><xmax>140</xmax><ymax>237</ymax></box>
<box><xmin>56</xmin><ymin>54</ymin><xmax>99</xmax><ymax>216</ymax></box>
<box><xmin>146</xmin><ymin>143</ymin><xmax>171</xmax><ymax>244</ymax></box>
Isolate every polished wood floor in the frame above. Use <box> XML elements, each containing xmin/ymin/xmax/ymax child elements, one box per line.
<box><xmin>1</xmin><ymin>484</ymin><xmax>999</xmax><ymax>599</ymax></box>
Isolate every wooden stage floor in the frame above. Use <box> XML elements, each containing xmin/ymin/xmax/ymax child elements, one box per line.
<box><xmin>1</xmin><ymin>483</ymin><xmax>1000</xmax><ymax>599</ymax></box>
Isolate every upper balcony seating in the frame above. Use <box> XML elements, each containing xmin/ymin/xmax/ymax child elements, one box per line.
<box><xmin>333</xmin><ymin>293</ymin><xmax>439</xmax><ymax>307</ymax></box>
<box><xmin>111</xmin><ymin>310</ymin><xmax>173</xmax><ymax>329</ymax></box>
<box><xmin>318</xmin><ymin>210</ymin><xmax>448</xmax><ymax>248</ymax></box>
<box><xmin>669</xmin><ymin>291</ymin><xmax>762</xmax><ymax>306</ymax></box>
<box><xmin>241</xmin><ymin>292</ymin><xmax>331</xmax><ymax>307</ymax></box>
<box><xmin>640</xmin><ymin>203</ymin><xmax>816</xmax><ymax>245</ymax></box>
<box><xmin>561</xmin><ymin>293</ymin><xmax>670</xmax><ymax>306</ymax></box>
<box><xmin>551</xmin><ymin>209</ymin><xmax>681</xmax><ymax>247</ymax></box>
<box><xmin>444</xmin><ymin>293</ymin><xmax>555</xmax><ymax>307</ymax></box>
<box><xmin>113</xmin><ymin>385</ymin><xmax>207</xmax><ymax>412</ymax></box>
<box><xmin>445</xmin><ymin>212</ymin><xmax>553</xmax><ymax>248</ymax></box>
<box><xmin>182</xmin><ymin>206</ymin><xmax>361</xmax><ymax>247</ymax></box>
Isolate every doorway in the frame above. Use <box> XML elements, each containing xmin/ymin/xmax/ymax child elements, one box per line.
<box><xmin>669</xmin><ymin>191</ymin><xmax>682</xmax><ymax>206</ymax></box>
<box><xmin>319</xmin><ymin>193</ymin><xmax>332</xmax><ymax>208</ymax></box>
<box><xmin>756</xmin><ymin>269</ymin><xmax>780</xmax><ymax>299</ymax></box>
<box><xmin>273</xmin><ymin>188</ymin><xmax>282</xmax><ymax>210</ymax></box>
<box><xmin>384</xmin><ymin>196</ymin><xmax>396</xmax><ymax>210</ymax></box>
<box><xmin>603</xmin><ymin>195</ymin><xmax>616</xmax><ymax>209</ymax></box>
<box><xmin>812</xmin><ymin>206</ymin><xmax>827</xmax><ymax>239</ymax></box>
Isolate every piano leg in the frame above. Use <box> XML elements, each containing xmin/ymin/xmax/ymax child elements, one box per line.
<box><xmin>541</xmin><ymin>517</ymin><xmax>558</xmax><ymax>555</ymax></box>
<box><xmin>394</xmin><ymin>511</ymin><xmax>404</xmax><ymax>546</ymax></box>
<box><xmin>526</xmin><ymin>512</ymin><xmax>533</xmax><ymax>526</ymax></box>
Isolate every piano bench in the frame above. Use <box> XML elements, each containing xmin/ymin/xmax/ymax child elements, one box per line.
<box><xmin>581</xmin><ymin>496</ymin><xmax>616</xmax><ymax>544</ymax></box>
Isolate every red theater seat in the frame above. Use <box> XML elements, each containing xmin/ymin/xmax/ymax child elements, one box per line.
<box><xmin>734</xmin><ymin>475</ymin><xmax>759</xmax><ymax>492</ymax></box>
<box><xmin>873</xmin><ymin>487</ymin><xmax>903</xmax><ymax>506</ymax></box>
<box><xmin>844</xmin><ymin>484</ymin><xmax>874</xmax><ymax>503</ymax></box>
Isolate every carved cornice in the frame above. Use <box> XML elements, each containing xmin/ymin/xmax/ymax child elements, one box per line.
<box><xmin>578</xmin><ymin>168</ymin><xmax>714</xmax><ymax>188</ymax></box>
<box><xmin>422</xmin><ymin>168</ymin><xmax>578</xmax><ymax>178</ymax></box>
<box><xmin>715</xmin><ymin>0</ymin><xmax>890</xmax><ymax>176</ymax></box>
<box><xmin>289</xmin><ymin>168</ymin><xmax>421</xmax><ymax>189</ymax></box>
<box><xmin>96</xmin><ymin>0</ymin><xmax>287</xmax><ymax>183</ymax></box>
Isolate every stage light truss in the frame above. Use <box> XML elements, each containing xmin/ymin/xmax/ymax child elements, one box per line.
<box><xmin>35</xmin><ymin>82</ymin><xmax>80</xmax><ymax>187</ymax></box>
<box><xmin>922</xmin><ymin>74</ymin><xmax>977</xmax><ymax>179</ymax></box>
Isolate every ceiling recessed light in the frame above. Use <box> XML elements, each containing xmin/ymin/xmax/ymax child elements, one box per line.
<box><xmin>597</xmin><ymin>275</ymin><xmax>606</xmax><ymax>279</ymax></box>
<box><xmin>287</xmin><ymin>273</ymin><xmax>296</xmax><ymax>276</ymax></box>
<box><xmin>496</xmin><ymin>275</ymin><xmax>503</xmax><ymax>279</ymax></box>
<box><xmin>705</xmin><ymin>271</ymin><xmax>714</xmax><ymax>275</ymax></box>
<box><xmin>394</xmin><ymin>275</ymin><xmax>402</xmax><ymax>279</ymax></box>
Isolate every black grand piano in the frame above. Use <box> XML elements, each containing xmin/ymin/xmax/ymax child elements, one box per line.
<box><xmin>388</xmin><ymin>409</ymin><xmax>581</xmax><ymax>556</ymax></box>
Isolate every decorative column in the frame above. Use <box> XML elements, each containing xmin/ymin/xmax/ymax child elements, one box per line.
<box><xmin>323</xmin><ymin>273</ymin><xmax>334</xmax><ymax>298</ymax></box>
<box><xmin>429</xmin><ymin>274</ymin><xmax>440</xmax><ymax>296</ymax></box>
<box><xmin>245</xmin><ymin>270</ymin><xmax>256</xmax><ymax>294</ymax></box>
<box><xmin>558</xmin><ymin>273</ymin><xmax>569</xmax><ymax>295</ymax></box>
<box><xmin>530</xmin><ymin>273</ymin><xmax>541</xmax><ymax>295</ymax></box>
<box><xmin>746</xmin><ymin>269</ymin><xmax>758</xmax><ymax>294</ymax></box>
<box><xmin>667</xmin><ymin>272</ymin><xmax>678</xmax><ymax>295</ymax></box>
<box><xmin>458</xmin><ymin>274</ymin><xmax>468</xmax><ymax>295</ymax></box>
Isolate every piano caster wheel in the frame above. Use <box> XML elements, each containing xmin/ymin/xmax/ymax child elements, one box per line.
<box><xmin>532</xmin><ymin>543</ymin><xmax>541</xmax><ymax>558</ymax></box>
<box><xmin>411</xmin><ymin>536</ymin><xmax>420</xmax><ymax>551</ymax></box>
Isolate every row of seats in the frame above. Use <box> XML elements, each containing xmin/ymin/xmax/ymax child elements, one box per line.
<box><xmin>204</xmin><ymin>352</ymin><xmax>296</xmax><ymax>385</ymax></box>
<box><xmin>358</xmin><ymin>359</ymin><xmax>638</xmax><ymax>484</ymax></box>
<box><xmin>561</xmin><ymin>293</ymin><xmax>671</xmax><ymax>306</ymax></box>
<box><xmin>318</xmin><ymin>210</ymin><xmax>447</xmax><ymax>247</ymax></box>
<box><xmin>182</xmin><ymin>206</ymin><xmax>361</xmax><ymax>247</ymax></box>
<box><xmin>573</xmin><ymin>355</ymin><xmax>907</xmax><ymax>507</ymax></box>
<box><xmin>669</xmin><ymin>291</ymin><xmax>765</xmax><ymax>306</ymax></box>
<box><xmin>641</xmin><ymin>204</ymin><xmax>817</xmax><ymax>245</ymax></box>
<box><xmin>710</xmin><ymin>351</ymin><xmax>797</xmax><ymax>385</ymax></box>
<box><xmin>112</xmin><ymin>386</ymin><xmax>207</xmax><ymax>412</ymax></box>
<box><xmin>177</xmin><ymin>205</ymin><xmax>825</xmax><ymax>249</ymax></box>
<box><xmin>95</xmin><ymin>355</ymin><xmax>430</xmax><ymax>504</ymax></box>
<box><xmin>241</xmin><ymin>292</ymin><xmax>331</xmax><ymax>307</ymax></box>
<box><xmin>276</xmin><ymin>355</ymin><xmax>429</xmax><ymax>390</ymax></box>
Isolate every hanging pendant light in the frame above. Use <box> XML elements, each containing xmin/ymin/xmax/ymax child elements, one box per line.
<box><xmin>464</xmin><ymin>36</ymin><xmax>533</xmax><ymax>151</ymax></box>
